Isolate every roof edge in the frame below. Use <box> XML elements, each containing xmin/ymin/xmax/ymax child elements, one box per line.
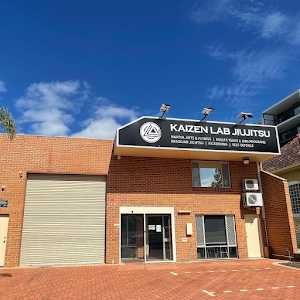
<box><xmin>261</xmin><ymin>170</ymin><xmax>287</xmax><ymax>182</ymax></box>
<box><xmin>0</xmin><ymin>133</ymin><xmax>114</xmax><ymax>142</ymax></box>
<box><xmin>263</xmin><ymin>89</ymin><xmax>300</xmax><ymax>114</ymax></box>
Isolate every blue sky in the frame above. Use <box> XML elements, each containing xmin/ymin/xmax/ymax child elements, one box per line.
<box><xmin>1</xmin><ymin>0</ymin><xmax>300</xmax><ymax>139</ymax></box>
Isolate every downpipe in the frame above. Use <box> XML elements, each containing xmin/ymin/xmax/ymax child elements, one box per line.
<box><xmin>272</xmin><ymin>248</ymin><xmax>293</xmax><ymax>261</ymax></box>
<box><xmin>256</xmin><ymin>162</ymin><xmax>269</xmax><ymax>248</ymax></box>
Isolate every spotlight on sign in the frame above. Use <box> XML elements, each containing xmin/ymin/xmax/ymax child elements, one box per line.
<box><xmin>243</xmin><ymin>157</ymin><xmax>250</xmax><ymax>165</ymax></box>
<box><xmin>238</xmin><ymin>112</ymin><xmax>253</xmax><ymax>124</ymax></box>
<box><xmin>200</xmin><ymin>107</ymin><xmax>214</xmax><ymax>121</ymax></box>
<box><xmin>160</xmin><ymin>104</ymin><xmax>171</xmax><ymax>118</ymax></box>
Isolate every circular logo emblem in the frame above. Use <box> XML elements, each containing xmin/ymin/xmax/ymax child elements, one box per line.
<box><xmin>140</xmin><ymin>122</ymin><xmax>162</xmax><ymax>143</ymax></box>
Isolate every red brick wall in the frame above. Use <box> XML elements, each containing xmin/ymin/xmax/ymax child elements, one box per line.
<box><xmin>106</xmin><ymin>155</ymin><xmax>260</xmax><ymax>263</ymax></box>
<box><xmin>261</xmin><ymin>171</ymin><xmax>298</xmax><ymax>257</ymax></box>
<box><xmin>1</xmin><ymin>133</ymin><xmax>297</xmax><ymax>267</ymax></box>
<box><xmin>0</xmin><ymin>134</ymin><xmax>113</xmax><ymax>267</ymax></box>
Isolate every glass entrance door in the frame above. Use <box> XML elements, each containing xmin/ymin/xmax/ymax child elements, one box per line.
<box><xmin>147</xmin><ymin>215</ymin><xmax>172</xmax><ymax>261</ymax></box>
<box><xmin>148</xmin><ymin>216</ymin><xmax>163</xmax><ymax>259</ymax></box>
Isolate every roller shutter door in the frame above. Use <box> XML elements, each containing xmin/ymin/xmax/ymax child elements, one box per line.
<box><xmin>20</xmin><ymin>174</ymin><xmax>106</xmax><ymax>267</ymax></box>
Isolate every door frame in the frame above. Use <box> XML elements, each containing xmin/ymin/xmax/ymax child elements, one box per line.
<box><xmin>0</xmin><ymin>215</ymin><xmax>9</xmax><ymax>267</ymax></box>
<box><xmin>244</xmin><ymin>214</ymin><xmax>263</xmax><ymax>258</ymax></box>
<box><xmin>146</xmin><ymin>214</ymin><xmax>170</xmax><ymax>260</ymax></box>
<box><xmin>119</xmin><ymin>207</ymin><xmax>176</xmax><ymax>263</ymax></box>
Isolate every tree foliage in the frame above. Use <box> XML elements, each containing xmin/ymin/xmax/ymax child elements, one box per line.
<box><xmin>0</xmin><ymin>106</ymin><xmax>16</xmax><ymax>139</ymax></box>
<box><xmin>210</xmin><ymin>168</ymin><xmax>222</xmax><ymax>188</ymax></box>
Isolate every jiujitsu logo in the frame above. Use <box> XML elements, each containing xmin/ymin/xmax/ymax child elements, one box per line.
<box><xmin>140</xmin><ymin>122</ymin><xmax>162</xmax><ymax>143</ymax></box>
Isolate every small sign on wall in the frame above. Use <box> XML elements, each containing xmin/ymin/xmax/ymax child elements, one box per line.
<box><xmin>156</xmin><ymin>225</ymin><xmax>162</xmax><ymax>232</ymax></box>
<box><xmin>0</xmin><ymin>200</ymin><xmax>8</xmax><ymax>208</ymax></box>
<box><xmin>148</xmin><ymin>225</ymin><xmax>155</xmax><ymax>230</ymax></box>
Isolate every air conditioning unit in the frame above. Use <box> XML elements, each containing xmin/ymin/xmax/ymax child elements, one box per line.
<box><xmin>243</xmin><ymin>179</ymin><xmax>259</xmax><ymax>191</ymax></box>
<box><xmin>243</xmin><ymin>193</ymin><xmax>263</xmax><ymax>207</ymax></box>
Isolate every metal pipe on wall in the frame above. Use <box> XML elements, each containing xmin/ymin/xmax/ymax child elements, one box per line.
<box><xmin>256</xmin><ymin>162</ymin><xmax>269</xmax><ymax>247</ymax></box>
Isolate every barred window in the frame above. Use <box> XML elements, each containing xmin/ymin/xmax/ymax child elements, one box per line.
<box><xmin>192</xmin><ymin>161</ymin><xmax>231</xmax><ymax>188</ymax></box>
<box><xmin>195</xmin><ymin>215</ymin><xmax>238</xmax><ymax>259</ymax></box>
<box><xmin>289</xmin><ymin>183</ymin><xmax>300</xmax><ymax>214</ymax></box>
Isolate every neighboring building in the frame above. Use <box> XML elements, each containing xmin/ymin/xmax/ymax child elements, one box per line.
<box><xmin>0</xmin><ymin>116</ymin><xmax>297</xmax><ymax>268</ymax></box>
<box><xmin>256</xmin><ymin>89</ymin><xmax>300</xmax><ymax>146</ymax></box>
<box><xmin>263</xmin><ymin>134</ymin><xmax>300</xmax><ymax>249</ymax></box>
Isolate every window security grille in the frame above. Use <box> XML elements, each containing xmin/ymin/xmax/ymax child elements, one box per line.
<box><xmin>289</xmin><ymin>183</ymin><xmax>300</xmax><ymax>214</ymax></box>
<box><xmin>195</xmin><ymin>215</ymin><xmax>237</xmax><ymax>259</ymax></box>
<box><xmin>195</xmin><ymin>215</ymin><xmax>205</xmax><ymax>247</ymax></box>
<box><xmin>191</xmin><ymin>162</ymin><xmax>231</xmax><ymax>188</ymax></box>
<box><xmin>221</xmin><ymin>163</ymin><xmax>231</xmax><ymax>188</ymax></box>
<box><xmin>192</xmin><ymin>162</ymin><xmax>201</xmax><ymax>187</ymax></box>
<box><xmin>225</xmin><ymin>215</ymin><xmax>237</xmax><ymax>246</ymax></box>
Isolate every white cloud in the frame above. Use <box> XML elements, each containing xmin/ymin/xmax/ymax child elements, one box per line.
<box><xmin>72</xmin><ymin>105</ymin><xmax>138</xmax><ymax>139</ymax></box>
<box><xmin>290</xmin><ymin>19</ymin><xmax>300</xmax><ymax>45</ymax></box>
<box><xmin>207</xmin><ymin>48</ymin><xmax>291</xmax><ymax>111</ymax></box>
<box><xmin>230</xmin><ymin>7</ymin><xmax>288</xmax><ymax>40</ymax></box>
<box><xmin>261</xmin><ymin>12</ymin><xmax>287</xmax><ymax>38</ymax></box>
<box><xmin>207</xmin><ymin>86</ymin><xmax>225</xmax><ymax>99</ymax></box>
<box><xmin>207</xmin><ymin>46</ymin><xmax>287</xmax><ymax>85</ymax></box>
<box><xmin>233</xmin><ymin>50</ymin><xmax>286</xmax><ymax>84</ymax></box>
<box><xmin>206</xmin><ymin>45</ymin><xmax>245</xmax><ymax>60</ymax></box>
<box><xmin>191</xmin><ymin>1</ymin><xmax>297</xmax><ymax>43</ymax></box>
<box><xmin>15</xmin><ymin>80</ymin><xmax>139</xmax><ymax>139</ymax></box>
<box><xmin>190</xmin><ymin>0</ymin><xmax>232</xmax><ymax>23</ymax></box>
<box><xmin>0</xmin><ymin>81</ymin><xmax>7</xmax><ymax>92</ymax></box>
<box><xmin>15</xmin><ymin>80</ymin><xmax>85</xmax><ymax>136</ymax></box>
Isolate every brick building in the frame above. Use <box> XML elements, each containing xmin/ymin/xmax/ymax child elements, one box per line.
<box><xmin>0</xmin><ymin>116</ymin><xmax>298</xmax><ymax>267</ymax></box>
<box><xmin>263</xmin><ymin>134</ymin><xmax>300</xmax><ymax>250</ymax></box>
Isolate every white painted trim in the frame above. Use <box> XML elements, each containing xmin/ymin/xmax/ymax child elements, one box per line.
<box><xmin>115</xmin><ymin>144</ymin><xmax>280</xmax><ymax>156</ymax></box>
<box><xmin>120</xmin><ymin>206</ymin><xmax>174</xmax><ymax>214</ymax></box>
<box><xmin>144</xmin><ymin>213</ymin><xmax>146</xmax><ymax>263</ymax></box>
<box><xmin>277</xmin><ymin>113</ymin><xmax>300</xmax><ymax>129</ymax></box>
<box><xmin>119</xmin><ymin>206</ymin><xmax>177</xmax><ymax>263</ymax></box>
<box><xmin>263</xmin><ymin>89</ymin><xmax>300</xmax><ymax>114</ymax></box>
<box><xmin>288</xmin><ymin>181</ymin><xmax>300</xmax><ymax>186</ymax></box>
<box><xmin>273</xmin><ymin>163</ymin><xmax>300</xmax><ymax>175</ymax></box>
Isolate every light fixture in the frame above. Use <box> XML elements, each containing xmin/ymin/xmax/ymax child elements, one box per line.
<box><xmin>201</xmin><ymin>107</ymin><xmax>214</xmax><ymax>121</ymax></box>
<box><xmin>160</xmin><ymin>104</ymin><xmax>171</xmax><ymax>118</ymax></box>
<box><xmin>243</xmin><ymin>157</ymin><xmax>250</xmax><ymax>165</ymax></box>
<box><xmin>238</xmin><ymin>112</ymin><xmax>253</xmax><ymax>123</ymax></box>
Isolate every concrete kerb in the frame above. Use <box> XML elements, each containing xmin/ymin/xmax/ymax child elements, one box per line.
<box><xmin>273</xmin><ymin>261</ymin><xmax>300</xmax><ymax>271</ymax></box>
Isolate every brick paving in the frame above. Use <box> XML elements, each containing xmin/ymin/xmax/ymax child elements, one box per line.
<box><xmin>0</xmin><ymin>259</ymin><xmax>299</xmax><ymax>299</ymax></box>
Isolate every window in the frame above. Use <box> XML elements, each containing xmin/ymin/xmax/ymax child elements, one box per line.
<box><xmin>289</xmin><ymin>182</ymin><xmax>300</xmax><ymax>214</ymax></box>
<box><xmin>121</xmin><ymin>216</ymin><xmax>137</xmax><ymax>246</ymax></box>
<box><xmin>205</xmin><ymin>215</ymin><xmax>227</xmax><ymax>244</ymax></box>
<box><xmin>195</xmin><ymin>215</ymin><xmax>238</xmax><ymax>259</ymax></box>
<box><xmin>192</xmin><ymin>161</ymin><xmax>231</xmax><ymax>188</ymax></box>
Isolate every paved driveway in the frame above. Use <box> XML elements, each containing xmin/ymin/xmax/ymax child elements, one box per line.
<box><xmin>0</xmin><ymin>259</ymin><xmax>298</xmax><ymax>299</ymax></box>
